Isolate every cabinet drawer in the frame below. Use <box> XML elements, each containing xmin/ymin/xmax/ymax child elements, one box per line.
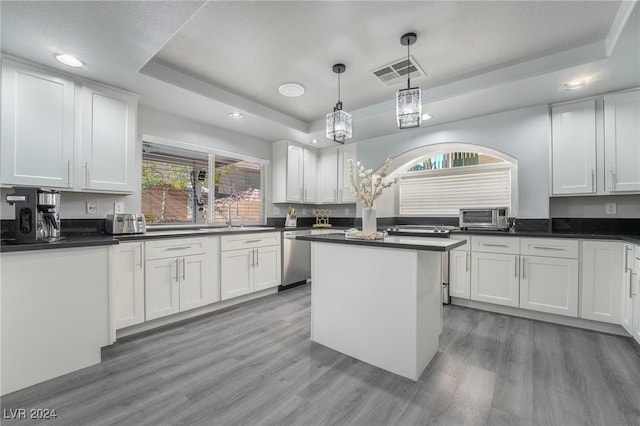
<box><xmin>520</xmin><ymin>238</ymin><xmax>579</xmax><ymax>259</ymax></box>
<box><xmin>221</xmin><ymin>232</ymin><xmax>281</xmax><ymax>251</ymax></box>
<box><xmin>145</xmin><ymin>237</ymin><xmax>210</xmax><ymax>260</ymax></box>
<box><xmin>471</xmin><ymin>235</ymin><xmax>519</xmax><ymax>254</ymax></box>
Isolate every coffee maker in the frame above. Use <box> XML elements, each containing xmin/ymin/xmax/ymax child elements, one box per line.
<box><xmin>5</xmin><ymin>187</ymin><xmax>62</xmax><ymax>243</ymax></box>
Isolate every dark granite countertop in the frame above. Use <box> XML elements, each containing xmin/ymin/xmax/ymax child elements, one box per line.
<box><xmin>0</xmin><ymin>227</ymin><xmax>283</xmax><ymax>252</ymax></box>
<box><xmin>296</xmin><ymin>233</ymin><xmax>467</xmax><ymax>252</ymax></box>
<box><xmin>451</xmin><ymin>229</ymin><xmax>640</xmax><ymax>245</ymax></box>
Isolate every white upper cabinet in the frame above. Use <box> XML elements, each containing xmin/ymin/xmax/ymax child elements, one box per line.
<box><xmin>1</xmin><ymin>59</ymin><xmax>75</xmax><ymax>188</ymax></box>
<box><xmin>80</xmin><ymin>84</ymin><xmax>137</xmax><ymax>192</ymax></box>
<box><xmin>604</xmin><ymin>90</ymin><xmax>640</xmax><ymax>192</ymax></box>
<box><xmin>272</xmin><ymin>141</ymin><xmax>316</xmax><ymax>203</ymax></box>
<box><xmin>0</xmin><ymin>58</ymin><xmax>138</xmax><ymax>193</ymax></box>
<box><xmin>551</xmin><ymin>99</ymin><xmax>596</xmax><ymax>195</ymax></box>
<box><xmin>318</xmin><ymin>147</ymin><xmax>338</xmax><ymax>203</ymax></box>
<box><xmin>302</xmin><ymin>147</ymin><xmax>317</xmax><ymax>202</ymax></box>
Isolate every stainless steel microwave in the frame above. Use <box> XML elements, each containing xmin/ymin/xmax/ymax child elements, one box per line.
<box><xmin>459</xmin><ymin>207</ymin><xmax>510</xmax><ymax>230</ymax></box>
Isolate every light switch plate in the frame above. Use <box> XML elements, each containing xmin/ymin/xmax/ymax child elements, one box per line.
<box><xmin>86</xmin><ymin>200</ymin><xmax>98</xmax><ymax>215</ymax></box>
<box><xmin>114</xmin><ymin>202</ymin><xmax>124</xmax><ymax>214</ymax></box>
<box><xmin>605</xmin><ymin>202</ymin><xmax>617</xmax><ymax>215</ymax></box>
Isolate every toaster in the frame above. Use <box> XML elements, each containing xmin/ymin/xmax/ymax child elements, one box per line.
<box><xmin>106</xmin><ymin>214</ymin><xmax>146</xmax><ymax>235</ymax></box>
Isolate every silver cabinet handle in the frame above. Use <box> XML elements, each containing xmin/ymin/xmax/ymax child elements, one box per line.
<box><xmin>532</xmin><ymin>245</ymin><xmax>564</xmax><ymax>251</ymax></box>
<box><xmin>251</xmin><ymin>249</ymin><xmax>255</xmax><ymax>268</ymax></box>
<box><xmin>466</xmin><ymin>252</ymin><xmax>469</xmax><ymax>272</ymax></box>
<box><xmin>608</xmin><ymin>168</ymin><xmax>615</xmax><ymax>191</ymax></box>
<box><xmin>166</xmin><ymin>246</ymin><xmax>191</xmax><ymax>251</ymax></box>
<box><xmin>175</xmin><ymin>258</ymin><xmax>179</xmax><ymax>282</ymax></box>
<box><xmin>84</xmin><ymin>162</ymin><xmax>90</xmax><ymax>187</ymax></box>
<box><xmin>244</xmin><ymin>239</ymin><xmax>262</xmax><ymax>244</ymax></box>
<box><xmin>482</xmin><ymin>243</ymin><xmax>509</xmax><ymax>248</ymax></box>
<box><xmin>334</xmin><ymin>189</ymin><xmax>337</xmax><ymax>202</ymax></box>
<box><xmin>629</xmin><ymin>271</ymin><xmax>634</xmax><ymax>299</ymax></box>
<box><xmin>67</xmin><ymin>160</ymin><xmax>71</xmax><ymax>187</ymax></box>
<box><xmin>255</xmin><ymin>248</ymin><xmax>259</xmax><ymax>267</ymax></box>
<box><xmin>515</xmin><ymin>256</ymin><xmax>519</xmax><ymax>277</ymax></box>
<box><xmin>625</xmin><ymin>246</ymin><xmax>631</xmax><ymax>271</ymax></box>
<box><xmin>137</xmin><ymin>244</ymin><xmax>143</xmax><ymax>267</ymax></box>
<box><xmin>182</xmin><ymin>257</ymin><xmax>186</xmax><ymax>280</ymax></box>
<box><xmin>591</xmin><ymin>169</ymin><xmax>595</xmax><ymax>192</ymax></box>
<box><xmin>521</xmin><ymin>257</ymin><xmax>525</xmax><ymax>278</ymax></box>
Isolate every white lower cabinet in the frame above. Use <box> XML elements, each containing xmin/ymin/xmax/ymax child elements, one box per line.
<box><xmin>113</xmin><ymin>242</ymin><xmax>145</xmax><ymax>329</ymax></box>
<box><xmin>471</xmin><ymin>252</ymin><xmax>520</xmax><ymax>307</ymax></box>
<box><xmin>220</xmin><ymin>232</ymin><xmax>281</xmax><ymax>301</ymax></box>
<box><xmin>449</xmin><ymin>248</ymin><xmax>471</xmax><ymax>299</ymax></box>
<box><xmin>581</xmin><ymin>241</ymin><xmax>623</xmax><ymax>324</ymax></box>
<box><xmin>520</xmin><ymin>255</ymin><xmax>579</xmax><ymax>317</ymax></box>
<box><xmin>144</xmin><ymin>237</ymin><xmax>213</xmax><ymax>321</ymax></box>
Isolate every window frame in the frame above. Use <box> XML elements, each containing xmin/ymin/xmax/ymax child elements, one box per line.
<box><xmin>141</xmin><ymin>134</ymin><xmax>270</xmax><ymax>226</ymax></box>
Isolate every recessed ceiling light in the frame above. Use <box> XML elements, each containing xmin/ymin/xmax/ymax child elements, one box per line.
<box><xmin>278</xmin><ymin>83</ymin><xmax>305</xmax><ymax>97</ymax></box>
<box><xmin>422</xmin><ymin>113</ymin><xmax>433</xmax><ymax>121</ymax></box>
<box><xmin>311</xmin><ymin>139</ymin><xmax>319</xmax><ymax>145</ymax></box>
<box><xmin>228</xmin><ymin>112</ymin><xmax>244</xmax><ymax>119</ymax></box>
<box><xmin>563</xmin><ymin>80</ymin><xmax>586</xmax><ymax>90</ymax></box>
<box><xmin>55</xmin><ymin>54</ymin><xmax>84</xmax><ymax>68</ymax></box>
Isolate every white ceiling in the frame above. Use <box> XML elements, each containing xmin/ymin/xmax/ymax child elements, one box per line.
<box><xmin>2</xmin><ymin>1</ymin><xmax>639</xmax><ymax>148</ymax></box>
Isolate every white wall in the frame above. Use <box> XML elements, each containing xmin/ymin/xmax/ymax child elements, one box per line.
<box><xmin>352</xmin><ymin>105</ymin><xmax>551</xmax><ymax>219</ymax></box>
<box><xmin>550</xmin><ymin>195</ymin><xmax>640</xmax><ymax>218</ymax></box>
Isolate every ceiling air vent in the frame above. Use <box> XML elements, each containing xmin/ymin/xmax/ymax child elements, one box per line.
<box><xmin>372</xmin><ymin>55</ymin><xmax>426</xmax><ymax>87</ymax></box>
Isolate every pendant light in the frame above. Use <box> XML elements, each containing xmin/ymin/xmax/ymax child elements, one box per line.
<box><xmin>396</xmin><ymin>32</ymin><xmax>422</xmax><ymax>129</ymax></box>
<box><xmin>326</xmin><ymin>63</ymin><xmax>352</xmax><ymax>143</ymax></box>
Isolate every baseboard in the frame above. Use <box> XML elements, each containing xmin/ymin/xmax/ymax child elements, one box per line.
<box><xmin>450</xmin><ymin>297</ymin><xmax>629</xmax><ymax>336</ymax></box>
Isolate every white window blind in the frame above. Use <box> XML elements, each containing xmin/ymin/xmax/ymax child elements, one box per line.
<box><xmin>399</xmin><ymin>165</ymin><xmax>513</xmax><ymax>215</ymax></box>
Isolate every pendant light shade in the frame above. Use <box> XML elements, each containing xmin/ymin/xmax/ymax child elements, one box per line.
<box><xmin>396</xmin><ymin>33</ymin><xmax>422</xmax><ymax>129</ymax></box>
<box><xmin>326</xmin><ymin>63</ymin><xmax>352</xmax><ymax>143</ymax></box>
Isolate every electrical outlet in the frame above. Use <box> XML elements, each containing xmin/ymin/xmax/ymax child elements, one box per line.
<box><xmin>114</xmin><ymin>202</ymin><xmax>124</xmax><ymax>214</ymax></box>
<box><xmin>605</xmin><ymin>202</ymin><xmax>617</xmax><ymax>215</ymax></box>
<box><xmin>86</xmin><ymin>200</ymin><xmax>98</xmax><ymax>215</ymax></box>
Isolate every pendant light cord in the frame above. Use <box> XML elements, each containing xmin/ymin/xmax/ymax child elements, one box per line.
<box><xmin>407</xmin><ymin>42</ymin><xmax>411</xmax><ymax>89</ymax></box>
<box><xmin>338</xmin><ymin>71</ymin><xmax>341</xmax><ymax>103</ymax></box>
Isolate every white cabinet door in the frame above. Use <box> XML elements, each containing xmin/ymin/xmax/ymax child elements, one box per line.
<box><xmin>551</xmin><ymin>100</ymin><xmax>597</xmax><ymax>194</ymax></box>
<box><xmin>179</xmin><ymin>253</ymin><xmax>212</xmax><ymax>312</ymax></box>
<box><xmin>145</xmin><ymin>258</ymin><xmax>180</xmax><ymax>320</ymax></box>
<box><xmin>1</xmin><ymin>59</ymin><xmax>74</xmax><ymax>188</ymax></box>
<box><xmin>449</xmin><ymin>249</ymin><xmax>471</xmax><ymax>299</ymax></box>
<box><xmin>80</xmin><ymin>84</ymin><xmax>137</xmax><ymax>192</ymax></box>
<box><xmin>634</xmin><ymin>271</ymin><xmax>640</xmax><ymax>344</ymax></box>
<box><xmin>254</xmin><ymin>246</ymin><xmax>281</xmax><ymax>291</ymax></box>
<box><xmin>520</xmin><ymin>255</ymin><xmax>579</xmax><ymax>317</ymax></box>
<box><xmin>471</xmin><ymin>252</ymin><xmax>519</xmax><ymax>307</ymax></box>
<box><xmin>621</xmin><ymin>244</ymin><xmax>634</xmax><ymax>334</ymax></box>
<box><xmin>604</xmin><ymin>90</ymin><xmax>640</xmax><ymax>192</ymax></box>
<box><xmin>303</xmin><ymin>148</ymin><xmax>317</xmax><ymax>202</ymax></box>
<box><xmin>581</xmin><ymin>241</ymin><xmax>623</xmax><ymax>324</ymax></box>
<box><xmin>337</xmin><ymin>144</ymin><xmax>357</xmax><ymax>203</ymax></box>
<box><xmin>318</xmin><ymin>147</ymin><xmax>339</xmax><ymax>203</ymax></box>
<box><xmin>113</xmin><ymin>242</ymin><xmax>145</xmax><ymax>329</ymax></box>
<box><xmin>221</xmin><ymin>249</ymin><xmax>253</xmax><ymax>300</ymax></box>
<box><xmin>286</xmin><ymin>145</ymin><xmax>304</xmax><ymax>202</ymax></box>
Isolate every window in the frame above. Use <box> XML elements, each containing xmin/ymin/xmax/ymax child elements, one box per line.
<box><xmin>142</xmin><ymin>142</ymin><xmax>266</xmax><ymax>225</ymax></box>
<box><xmin>398</xmin><ymin>152</ymin><xmax>515</xmax><ymax>216</ymax></box>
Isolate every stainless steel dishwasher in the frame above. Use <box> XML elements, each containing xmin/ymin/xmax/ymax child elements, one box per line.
<box><xmin>281</xmin><ymin>229</ymin><xmax>312</xmax><ymax>289</ymax></box>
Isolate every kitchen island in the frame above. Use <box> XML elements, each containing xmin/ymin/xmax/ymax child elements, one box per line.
<box><xmin>296</xmin><ymin>233</ymin><xmax>465</xmax><ymax>380</ymax></box>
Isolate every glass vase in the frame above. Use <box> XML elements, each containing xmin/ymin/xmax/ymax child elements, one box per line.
<box><xmin>362</xmin><ymin>207</ymin><xmax>377</xmax><ymax>233</ymax></box>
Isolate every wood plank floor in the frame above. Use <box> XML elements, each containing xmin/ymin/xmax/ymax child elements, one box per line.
<box><xmin>2</xmin><ymin>284</ymin><xmax>640</xmax><ymax>426</ymax></box>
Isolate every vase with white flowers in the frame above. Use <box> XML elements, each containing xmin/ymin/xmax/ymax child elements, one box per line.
<box><xmin>347</xmin><ymin>158</ymin><xmax>398</xmax><ymax>233</ymax></box>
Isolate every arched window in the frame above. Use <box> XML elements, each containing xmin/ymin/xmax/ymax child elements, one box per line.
<box><xmin>396</xmin><ymin>147</ymin><xmax>517</xmax><ymax>216</ymax></box>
